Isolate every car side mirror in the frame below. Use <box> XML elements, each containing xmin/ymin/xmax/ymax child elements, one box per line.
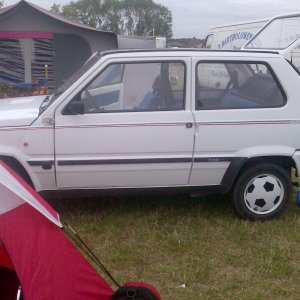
<box><xmin>67</xmin><ymin>101</ymin><xmax>84</xmax><ymax>115</ymax></box>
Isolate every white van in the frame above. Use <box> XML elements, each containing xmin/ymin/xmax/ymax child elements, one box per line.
<box><xmin>203</xmin><ymin>19</ymin><xmax>268</xmax><ymax>50</ymax></box>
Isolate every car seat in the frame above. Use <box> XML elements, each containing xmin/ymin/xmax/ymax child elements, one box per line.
<box><xmin>139</xmin><ymin>64</ymin><xmax>174</xmax><ymax>110</ymax></box>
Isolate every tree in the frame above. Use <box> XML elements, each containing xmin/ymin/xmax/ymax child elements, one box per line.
<box><xmin>120</xmin><ymin>0</ymin><xmax>172</xmax><ymax>37</ymax></box>
<box><xmin>50</xmin><ymin>0</ymin><xmax>172</xmax><ymax>37</ymax></box>
<box><xmin>51</xmin><ymin>0</ymin><xmax>104</xmax><ymax>28</ymax></box>
<box><xmin>0</xmin><ymin>1</ymin><xmax>3</xmax><ymax>9</ymax></box>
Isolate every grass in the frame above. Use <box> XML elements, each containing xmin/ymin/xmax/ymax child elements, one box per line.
<box><xmin>49</xmin><ymin>193</ymin><xmax>300</xmax><ymax>299</ymax></box>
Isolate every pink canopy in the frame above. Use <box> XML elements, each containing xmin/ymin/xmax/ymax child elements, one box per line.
<box><xmin>0</xmin><ymin>32</ymin><xmax>54</xmax><ymax>39</ymax></box>
<box><xmin>0</xmin><ymin>161</ymin><xmax>114</xmax><ymax>300</ymax></box>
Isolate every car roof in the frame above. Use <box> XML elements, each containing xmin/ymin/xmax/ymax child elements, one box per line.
<box><xmin>99</xmin><ymin>48</ymin><xmax>280</xmax><ymax>59</ymax></box>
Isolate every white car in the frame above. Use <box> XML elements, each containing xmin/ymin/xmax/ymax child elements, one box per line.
<box><xmin>4</xmin><ymin>14</ymin><xmax>300</xmax><ymax>220</ymax></box>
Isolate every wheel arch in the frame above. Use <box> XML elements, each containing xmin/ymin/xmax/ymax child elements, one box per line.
<box><xmin>0</xmin><ymin>155</ymin><xmax>34</xmax><ymax>187</ymax></box>
<box><xmin>221</xmin><ymin>155</ymin><xmax>295</xmax><ymax>193</ymax></box>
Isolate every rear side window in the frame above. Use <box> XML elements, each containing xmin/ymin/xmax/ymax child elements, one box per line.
<box><xmin>196</xmin><ymin>62</ymin><xmax>286</xmax><ymax>110</ymax></box>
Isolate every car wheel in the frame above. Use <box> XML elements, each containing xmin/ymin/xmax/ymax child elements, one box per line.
<box><xmin>233</xmin><ymin>164</ymin><xmax>291</xmax><ymax>220</ymax></box>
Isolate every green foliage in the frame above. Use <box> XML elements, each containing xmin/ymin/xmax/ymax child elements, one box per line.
<box><xmin>0</xmin><ymin>0</ymin><xmax>3</xmax><ymax>9</ymax></box>
<box><xmin>0</xmin><ymin>82</ymin><xmax>11</xmax><ymax>98</ymax></box>
<box><xmin>50</xmin><ymin>0</ymin><xmax>172</xmax><ymax>37</ymax></box>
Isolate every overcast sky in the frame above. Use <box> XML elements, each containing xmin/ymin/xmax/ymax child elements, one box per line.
<box><xmin>3</xmin><ymin>0</ymin><xmax>300</xmax><ymax>38</ymax></box>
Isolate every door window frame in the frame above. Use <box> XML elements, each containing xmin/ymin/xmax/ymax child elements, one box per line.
<box><xmin>63</xmin><ymin>60</ymin><xmax>188</xmax><ymax>114</ymax></box>
<box><xmin>195</xmin><ymin>60</ymin><xmax>287</xmax><ymax>110</ymax></box>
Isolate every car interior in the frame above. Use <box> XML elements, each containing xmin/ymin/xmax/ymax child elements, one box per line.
<box><xmin>196</xmin><ymin>63</ymin><xmax>285</xmax><ymax>110</ymax></box>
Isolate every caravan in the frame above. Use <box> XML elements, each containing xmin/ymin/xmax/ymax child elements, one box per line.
<box><xmin>242</xmin><ymin>12</ymin><xmax>300</xmax><ymax>69</ymax></box>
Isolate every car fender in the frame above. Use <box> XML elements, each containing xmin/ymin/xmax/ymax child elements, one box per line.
<box><xmin>220</xmin><ymin>146</ymin><xmax>296</xmax><ymax>192</ymax></box>
<box><xmin>0</xmin><ymin>145</ymin><xmax>53</xmax><ymax>192</ymax></box>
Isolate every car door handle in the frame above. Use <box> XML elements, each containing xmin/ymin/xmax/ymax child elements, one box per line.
<box><xmin>186</xmin><ymin>123</ymin><xmax>193</xmax><ymax>128</ymax></box>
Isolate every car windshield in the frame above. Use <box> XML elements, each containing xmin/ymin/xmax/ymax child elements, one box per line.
<box><xmin>38</xmin><ymin>52</ymin><xmax>101</xmax><ymax>115</ymax></box>
<box><xmin>55</xmin><ymin>52</ymin><xmax>101</xmax><ymax>96</ymax></box>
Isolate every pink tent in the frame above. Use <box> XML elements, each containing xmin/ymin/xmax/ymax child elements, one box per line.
<box><xmin>0</xmin><ymin>161</ymin><xmax>115</xmax><ymax>299</ymax></box>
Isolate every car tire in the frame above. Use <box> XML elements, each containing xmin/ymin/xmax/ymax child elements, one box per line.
<box><xmin>233</xmin><ymin>164</ymin><xmax>291</xmax><ymax>220</ymax></box>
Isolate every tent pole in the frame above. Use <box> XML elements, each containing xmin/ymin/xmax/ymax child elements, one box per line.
<box><xmin>61</xmin><ymin>220</ymin><xmax>121</xmax><ymax>289</ymax></box>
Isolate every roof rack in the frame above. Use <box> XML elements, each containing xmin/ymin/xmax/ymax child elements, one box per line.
<box><xmin>99</xmin><ymin>48</ymin><xmax>280</xmax><ymax>56</ymax></box>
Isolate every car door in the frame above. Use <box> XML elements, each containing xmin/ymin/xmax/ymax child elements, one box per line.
<box><xmin>190</xmin><ymin>57</ymin><xmax>287</xmax><ymax>188</ymax></box>
<box><xmin>54</xmin><ymin>57</ymin><xmax>195</xmax><ymax>189</ymax></box>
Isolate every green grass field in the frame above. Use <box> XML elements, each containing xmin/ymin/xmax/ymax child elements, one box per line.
<box><xmin>50</xmin><ymin>193</ymin><xmax>300</xmax><ymax>299</ymax></box>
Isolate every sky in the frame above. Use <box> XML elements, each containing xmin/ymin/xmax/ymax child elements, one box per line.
<box><xmin>3</xmin><ymin>0</ymin><xmax>300</xmax><ymax>38</ymax></box>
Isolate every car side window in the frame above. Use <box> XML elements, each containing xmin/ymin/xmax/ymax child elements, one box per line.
<box><xmin>196</xmin><ymin>62</ymin><xmax>286</xmax><ymax>110</ymax></box>
<box><xmin>81</xmin><ymin>61</ymin><xmax>185</xmax><ymax>113</ymax></box>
